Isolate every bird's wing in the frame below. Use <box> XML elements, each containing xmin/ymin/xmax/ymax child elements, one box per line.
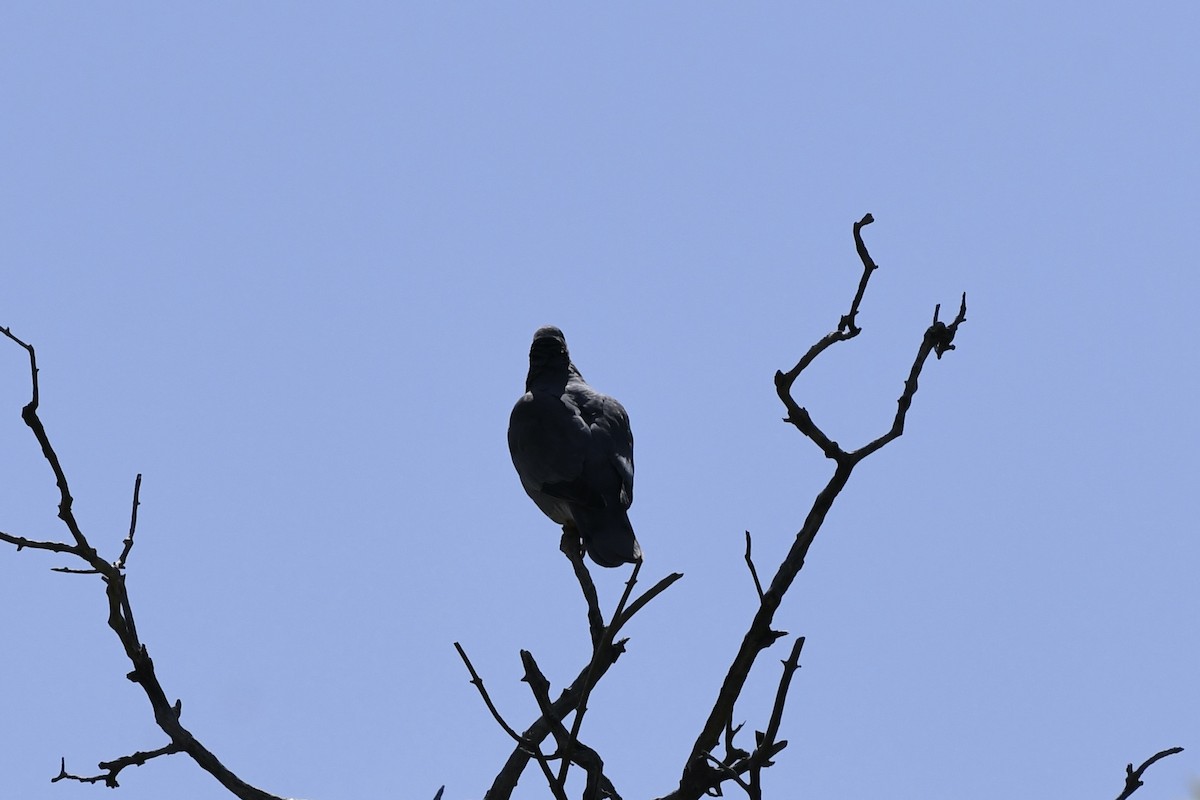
<box><xmin>507</xmin><ymin>390</ymin><xmax>592</xmax><ymax>501</ymax></box>
<box><xmin>568</xmin><ymin>377</ymin><xmax>635</xmax><ymax>508</ymax></box>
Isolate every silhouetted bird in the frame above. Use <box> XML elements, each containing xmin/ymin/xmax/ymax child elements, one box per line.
<box><xmin>508</xmin><ymin>326</ymin><xmax>643</xmax><ymax>567</ymax></box>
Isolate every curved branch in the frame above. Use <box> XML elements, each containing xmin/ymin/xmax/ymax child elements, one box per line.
<box><xmin>1114</xmin><ymin>747</ymin><xmax>1184</xmax><ymax>800</ymax></box>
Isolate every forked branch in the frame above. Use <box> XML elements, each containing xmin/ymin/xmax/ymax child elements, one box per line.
<box><xmin>1114</xmin><ymin>747</ymin><xmax>1184</xmax><ymax>800</ymax></box>
<box><xmin>660</xmin><ymin>215</ymin><xmax>966</xmax><ymax>799</ymax></box>
<box><xmin>0</xmin><ymin>326</ymin><xmax>289</xmax><ymax>800</ymax></box>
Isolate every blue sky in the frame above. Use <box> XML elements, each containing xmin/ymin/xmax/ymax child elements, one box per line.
<box><xmin>2</xmin><ymin>4</ymin><xmax>1197</xmax><ymax>799</ymax></box>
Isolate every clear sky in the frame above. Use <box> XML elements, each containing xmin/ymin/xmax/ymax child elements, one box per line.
<box><xmin>2</xmin><ymin>4</ymin><xmax>1197</xmax><ymax>800</ymax></box>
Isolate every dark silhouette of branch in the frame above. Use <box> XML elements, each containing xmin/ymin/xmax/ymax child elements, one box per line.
<box><xmin>656</xmin><ymin>214</ymin><xmax>966</xmax><ymax>800</ymax></box>
<box><xmin>116</xmin><ymin>473</ymin><xmax>143</xmax><ymax>570</ymax></box>
<box><xmin>52</xmin><ymin>744</ymin><xmax>184</xmax><ymax>788</ymax></box>
<box><xmin>746</xmin><ymin>636</ymin><xmax>805</xmax><ymax>799</ymax></box>
<box><xmin>454</xmin><ymin>642</ymin><xmax>568</xmax><ymax>800</ymax></box>
<box><xmin>0</xmin><ymin>326</ymin><xmax>289</xmax><ymax>800</ymax></box>
<box><xmin>557</xmin><ymin>562</ymin><xmax>642</xmax><ymax>786</ymax></box>
<box><xmin>482</xmin><ymin>565</ymin><xmax>681</xmax><ymax>799</ymax></box>
<box><xmin>454</xmin><ymin>642</ymin><xmax>527</xmax><ymax>743</ymax></box>
<box><xmin>522</xmin><ymin>651</ymin><xmax>621</xmax><ymax>800</ymax></box>
<box><xmin>1114</xmin><ymin>747</ymin><xmax>1184</xmax><ymax>800</ymax></box>
<box><xmin>561</xmin><ymin>529</ymin><xmax>605</xmax><ymax>648</ymax></box>
<box><xmin>743</xmin><ymin>531</ymin><xmax>765</xmax><ymax>603</ymax></box>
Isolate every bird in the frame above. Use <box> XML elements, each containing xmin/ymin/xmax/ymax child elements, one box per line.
<box><xmin>507</xmin><ymin>326</ymin><xmax>643</xmax><ymax>568</ymax></box>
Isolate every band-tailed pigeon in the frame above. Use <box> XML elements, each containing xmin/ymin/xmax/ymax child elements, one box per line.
<box><xmin>508</xmin><ymin>326</ymin><xmax>643</xmax><ymax>567</ymax></box>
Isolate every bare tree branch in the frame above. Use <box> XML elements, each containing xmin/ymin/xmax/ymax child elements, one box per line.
<box><xmin>52</xmin><ymin>744</ymin><xmax>184</xmax><ymax>788</ymax></box>
<box><xmin>658</xmin><ymin>215</ymin><xmax>966</xmax><ymax>800</ymax></box>
<box><xmin>557</xmin><ymin>562</ymin><xmax>642</xmax><ymax>786</ymax></box>
<box><xmin>454</xmin><ymin>642</ymin><xmax>527</xmax><ymax>744</ymax></box>
<box><xmin>1</xmin><ymin>327</ymin><xmax>291</xmax><ymax>800</ymax></box>
<box><xmin>1114</xmin><ymin>747</ymin><xmax>1184</xmax><ymax>800</ymax></box>
<box><xmin>748</xmin><ymin>636</ymin><xmax>805</xmax><ymax>798</ymax></box>
<box><xmin>743</xmin><ymin>531</ymin><xmax>765</xmax><ymax>603</ymax></box>
<box><xmin>0</xmin><ymin>529</ymin><xmax>77</xmax><ymax>555</ymax></box>
<box><xmin>561</xmin><ymin>529</ymin><xmax>606</xmax><ymax>648</ymax></box>
<box><xmin>522</xmin><ymin>651</ymin><xmax>621</xmax><ymax>800</ymax></box>
<box><xmin>115</xmin><ymin>473</ymin><xmax>143</xmax><ymax>570</ymax></box>
<box><xmin>483</xmin><ymin>565</ymin><xmax>680</xmax><ymax>799</ymax></box>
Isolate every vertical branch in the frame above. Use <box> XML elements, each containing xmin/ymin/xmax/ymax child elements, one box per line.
<box><xmin>115</xmin><ymin>473</ymin><xmax>143</xmax><ymax>570</ymax></box>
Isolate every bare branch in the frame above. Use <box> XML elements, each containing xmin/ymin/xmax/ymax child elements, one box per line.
<box><xmin>522</xmin><ymin>651</ymin><xmax>621</xmax><ymax>800</ymax></box>
<box><xmin>661</xmin><ymin>215</ymin><xmax>966</xmax><ymax>800</ymax></box>
<box><xmin>0</xmin><ymin>327</ymin><xmax>95</xmax><ymax>558</ymax></box>
<box><xmin>485</xmin><ymin>635</ymin><xmax>629</xmax><ymax>799</ymax></box>
<box><xmin>841</xmin><ymin>212</ymin><xmax>879</xmax><ymax>335</ymax></box>
<box><xmin>2</xmin><ymin>327</ymin><xmax>289</xmax><ymax>800</ymax></box>
<box><xmin>115</xmin><ymin>473</ymin><xmax>143</xmax><ymax>570</ymax></box>
<box><xmin>743</xmin><ymin>531</ymin><xmax>765</xmax><ymax>602</ymax></box>
<box><xmin>52</xmin><ymin>743</ymin><xmax>184</xmax><ymax>788</ymax></box>
<box><xmin>1114</xmin><ymin>747</ymin><xmax>1184</xmax><ymax>800</ymax></box>
<box><xmin>749</xmin><ymin>637</ymin><xmax>805</xmax><ymax>796</ymax></box>
<box><xmin>485</xmin><ymin>566</ymin><xmax>680</xmax><ymax>799</ymax></box>
<box><xmin>613</xmin><ymin>570</ymin><xmax>683</xmax><ymax>632</ymax></box>
<box><xmin>558</xmin><ymin>561</ymin><xmax>642</xmax><ymax>785</ymax></box>
<box><xmin>454</xmin><ymin>642</ymin><xmax>525</xmax><ymax>744</ymax></box>
<box><xmin>772</xmin><ymin>213</ymin><xmax>883</xmax><ymax>463</ymax></box>
<box><xmin>0</xmin><ymin>529</ymin><xmax>77</xmax><ymax>555</ymax></box>
<box><xmin>561</xmin><ymin>528</ymin><xmax>606</xmax><ymax>648</ymax></box>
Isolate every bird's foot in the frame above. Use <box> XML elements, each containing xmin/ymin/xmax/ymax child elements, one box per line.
<box><xmin>559</xmin><ymin>525</ymin><xmax>585</xmax><ymax>562</ymax></box>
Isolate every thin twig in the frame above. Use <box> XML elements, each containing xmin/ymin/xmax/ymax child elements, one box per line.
<box><xmin>454</xmin><ymin>642</ymin><xmax>524</xmax><ymax>743</ymax></box>
<box><xmin>749</xmin><ymin>637</ymin><xmax>805</xmax><ymax>797</ymax></box>
<box><xmin>558</xmin><ymin>561</ymin><xmax>643</xmax><ymax>786</ymax></box>
<box><xmin>0</xmin><ymin>530</ymin><xmax>77</xmax><ymax>554</ymax></box>
<box><xmin>851</xmin><ymin>294</ymin><xmax>967</xmax><ymax>462</ymax></box>
<box><xmin>0</xmin><ymin>327</ymin><xmax>94</xmax><ymax>556</ymax></box>
<box><xmin>840</xmin><ymin>212</ymin><xmax>879</xmax><ymax>335</ymax></box>
<box><xmin>613</xmin><ymin>571</ymin><xmax>683</xmax><ymax>631</ymax></box>
<box><xmin>53</xmin><ymin>743</ymin><xmax>184</xmax><ymax>788</ymax></box>
<box><xmin>115</xmin><ymin>473</ymin><xmax>143</xmax><ymax>569</ymax></box>
<box><xmin>561</xmin><ymin>528</ymin><xmax>606</xmax><ymax>648</ymax></box>
<box><xmin>744</xmin><ymin>531</ymin><xmax>765</xmax><ymax>602</ymax></box>
<box><xmin>1114</xmin><ymin>747</ymin><xmax>1184</xmax><ymax>800</ymax></box>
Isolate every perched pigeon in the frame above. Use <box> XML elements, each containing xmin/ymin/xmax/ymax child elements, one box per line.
<box><xmin>508</xmin><ymin>326</ymin><xmax>643</xmax><ymax>568</ymax></box>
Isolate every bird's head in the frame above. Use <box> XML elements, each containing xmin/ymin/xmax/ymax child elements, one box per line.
<box><xmin>526</xmin><ymin>326</ymin><xmax>572</xmax><ymax>386</ymax></box>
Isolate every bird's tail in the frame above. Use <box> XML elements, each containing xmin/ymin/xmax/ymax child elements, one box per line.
<box><xmin>573</xmin><ymin>505</ymin><xmax>642</xmax><ymax>568</ymax></box>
